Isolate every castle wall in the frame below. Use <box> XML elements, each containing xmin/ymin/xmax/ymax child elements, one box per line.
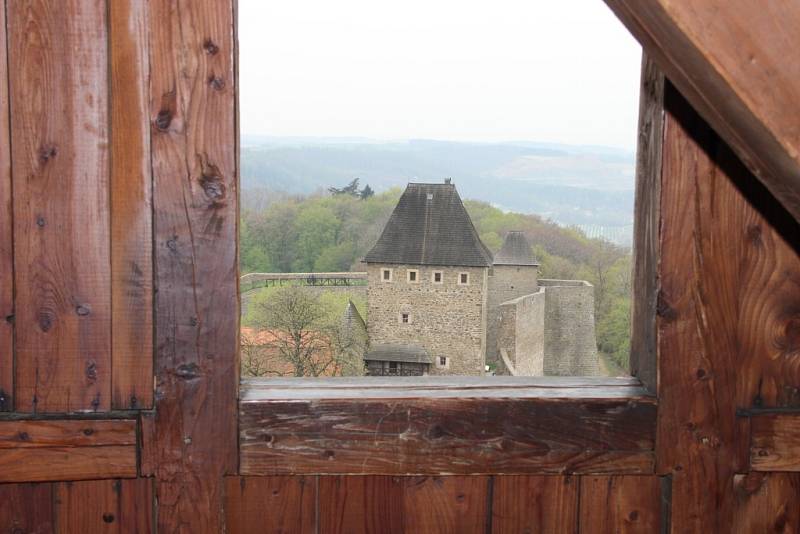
<box><xmin>366</xmin><ymin>264</ymin><xmax>488</xmax><ymax>376</ymax></box>
<box><xmin>539</xmin><ymin>279</ymin><xmax>600</xmax><ymax>376</ymax></box>
<box><xmin>495</xmin><ymin>290</ymin><xmax>545</xmax><ymax>376</ymax></box>
<box><xmin>485</xmin><ymin>265</ymin><xmax>539</xmax><ymax>369</ymax></box>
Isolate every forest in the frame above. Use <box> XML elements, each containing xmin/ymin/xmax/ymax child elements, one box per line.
<box><xmin>240</xmin><ymin>185</ymin><xmax>632</xmax><ymax>370</ymax></box>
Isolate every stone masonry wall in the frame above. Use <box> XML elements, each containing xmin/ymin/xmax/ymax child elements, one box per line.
<box><xmin>539</xmin><ymin>279</ymin><xmax>599</xmax><ymax>376</ymax></box>
<box><xmin>366</xmin><ymin>263</ymin><xmax>487</xmax><ymax>376</ymax></box>
<box><xmin>485</xmin><ymin>265</ymin><xmax>539</xmax><ymax>369</ymax></box>
<box><xmin>495</xmin><ymin>289</ymin><xmax>545</xmax><ymax>375</ymax></box>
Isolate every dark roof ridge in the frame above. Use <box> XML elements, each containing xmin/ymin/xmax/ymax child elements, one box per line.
<box><xmin>364</xmin><ymin>182</ymin><xmax>492</xmax><ymax>267</ymax></box>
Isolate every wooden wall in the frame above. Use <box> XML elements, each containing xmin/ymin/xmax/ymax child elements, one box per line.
<box><xmin>1</xmin><ymin>1</ymin><xmax>800</xmax><ymax>533</ymax></box>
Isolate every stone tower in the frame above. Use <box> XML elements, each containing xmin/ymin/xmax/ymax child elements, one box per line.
<box><xmin>362</xmin><ymin>182</ymin><xmax>493</xmax><ymax>376</ymax></box>
<box><xmin>486</xmin><ymin>231</ymin><xmax>540</xmax><ymax>370</ymax></box>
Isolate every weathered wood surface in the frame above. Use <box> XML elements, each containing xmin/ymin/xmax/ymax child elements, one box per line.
<box><xmin>55</xmin><ymin>479</ymin><xmax>153</xmax><ymax>534</ymax></box>
<box><xmin>110</xmin><ymin>0</ymin><xmax>153</xmax><ymax>411</ymax></box>
<box><xmin>732</xmin><ymin>472</ymin><xmax>800</xmax><ymax>533</ymax></box>
<box><xmin>0</xmin><ymin>419</ymin><xmax>136</xmax><ymax>448</ymax></box>
<box><xmin>8</xmin><ymin>0</ymin><xmax>111</xmax><ymax>413</ymax></box>
<box><xmin>242</xmin><ymin>376</ymin><xmax>649</xmax><ymax>400</ymax></box>
<box><xmin>0</xmin><ymin>445</ymin><xmax>136</xmax><ymax>483</ymax></box>
<box><xmin>656</xmin><ymin>82</ymin><xmax>800</xmax><ymax>531</ymax></box>
<box><xmin>578</xmin><ymin>475</ymin><xmax>662</xmax><ymax>533</ymax></box>
<box><xmin>148</xmin><ymin>0</ymin><xmax>238</xmax><ymax>530</ymax></box>
<box><xmin>0</xmin><ymin>419</ymin><xmax>136</xmax><ymax>483</ymax></box>
<box><xmin>491</xmin><ymin>476</ymin><xmax>577</xmax><ymax>533</ymax></box>
<box><xmin>0</xmin><ymin>0</ymin><xmax>13</xmax><ymax>412</ymax></box>
<box><xmin>241</xmin><ymin>397</ymin><xmax>656</xmax><ymax>475</ymax></box>
<box><xmin>751</xmin><ymin>414</ymin><xmax>800</xmax><ymax>471</ymax></box>
<box><xmin>225</xmin><ymin>476</ymin><xmax>317</xmax><ymax>534</ymax></box>
<box><xmin>605</xmin><ymin>0</ymin><xmax>800</xmax><ymax>225</ymax></box>
<box><xmin>0</xmin><ymin>483</ymin><xmax>55</xmax><ymax>533</ymax></box>
<box><xmin>629</xmin><ymin>54</ymin><xmax>663</xmax><ymax>393</ymax></box>
<box><xmin>319</xmin><ymin>476</ymin><xmax>489</xmax><ymax>534</ymax></box>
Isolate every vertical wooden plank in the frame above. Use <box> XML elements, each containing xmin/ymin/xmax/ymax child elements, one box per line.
<box><xmin>8</xmin><ymin>0</ymin><xmax>111</xmax><ymax>413</ymax></box>
<box><xmin>732</xmin><ymin>472</ymin><xmax>800</xmax><ymax>533</ymax></box>
<box><xmin>629</xmin><ymin>53</ymin><xmax>664</xmax><ymax>392</ymax></box>
<box><xmin>55</xmin><ymin>478</ymin><xmax>154</xmax><ymax>534</ymax></box>
<box><xmin>319</xmin><ymin>476</ymin><xmax>488</xmax><ymax>534</ymax></box>
<box><xmin>0</xmin><ymin>483</ymin><xmax>55</xmax><ymax>533</ymax></box>
<box><xmin>147</xmin><ymin>0</ymin><xmax>238</xmax><ymax>530</ymax></box>
<box><xmin>319</xmin><ymin>476</ymin><xmax>405</xmax><ymax>534</ymax></box>
<box><xmin>0</xmin><ymin>0</ymin><xmax>13</xmax><ymax>411</ymax></box>
<box><xmin>578</xmin><ymin>476</ymin><xmax>661</xmax><ymax>533</ymax></box>
<box><xmin>401</xmin><ymin>476</ymin><xmax>488</xmax><ymax>534</ymax></box>
<box><xmin>109</xmin><ymin>0</ymin><xmax>153</xmax><ymax>410</ymax></box>
<box><xmin>491</xmin><ymin>476</ymin><xmax>577</xmax><ymax>534</ymax></box>
<box><xmin>224</xmin><ymin>476</ymin><xmax>317</xmax><ymax>534</ymax></box>
<box><xmin>657</xmin><ymin>82</ymin><xmax>800</xmax><ymax>531</ymax></box>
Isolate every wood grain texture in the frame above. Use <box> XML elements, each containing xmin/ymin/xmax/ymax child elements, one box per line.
<box><xmin>657</xmin><ymin>82</ymin><xmax>800</xmax><ymax>531</ymax></box>
<box><xmin>224</xmin><ymin>476</ymin><xmax>317</xmax><ymax>534</ymax></box>
<box><xmin>0</xmin><ymin>483</ymin><xmax>55</xmax><ymax>533</ymax></box>
<box><xmin>732</xmin><ymin>472</ymin><xmax>800</xmax><ymax>533</ymax></box>
<box><xmin>491</xmin><ymin>476</ymin><xmax>577</xmax><ymax>534</ymax></box>
<box><xmin>604</xmin><ymin>0</ymin><xmax>800</xmax><ymax>225</ymax></box>
<box><xmin>8</xmin><ymin>0</ymin><xmax>111</xmax><ymax>413</ymax></box>
<box><xmin>148</xmin><ymin>0</ymin><xmax>238</xmax><ymax>530</ymax></box>
<box><xmin>109</xmin><ymin>0</ymin><xmax>153</xmax><ymax>411</ymax></box>
<box><xmin>629</xmin><ymin>54</ymin><xmax>663</xmax><ymax>393</ymax></box>
<box><xmin>55</xmin><ymin>479</ymin><xmax>154</xmax><ymax>534</ymax></box>
<box><xmin>0</xmin><ymin>0</ymin><xmax>13</xmax><ymax>412</ymax></box>
<box><xmin>751</xmin><ymin>414</ymin><xmax>800</xmax><ymax>471</ymax></box>
<box><xmin>0</xmin><ymin>419</ymin><xmax>135</xmax><ymax>448</ymax></box>
<box><xmin>0</xmin><ymin>445</ymin><xmax>136</xmax><ymax>482</ymax></box>
<box><xmin>319</xmin><ymin>476</ymin><xmax>489</xmax><ymax>534</ymax></box>
<box><xmin>241</xmin><ymin>397</ymin><xmax>656</xmax><ymax>475</ymax></box>
<box><xmin>578</xmin><ymin>476</ymin><xmax>661</xmax><ymax>533</ymax></box>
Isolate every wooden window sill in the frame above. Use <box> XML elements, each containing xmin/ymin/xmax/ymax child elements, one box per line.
<box><xmin>239</xmin><ymin>377</ymin><xmax>656</xmax><ymax>476</ymax></box>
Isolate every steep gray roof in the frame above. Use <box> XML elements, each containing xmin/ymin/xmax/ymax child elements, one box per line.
<box><xmin>364</xmin><ymin>183</ymin><xmax>493</xmax><ymax>267</ymax></box>
<box><xmin>341</xmin><ymin>300</ymin><xmax>366</xmax><ymax>333</ymax></box>
<box><xmin>493</xmin><ymin>231</ymin><xmax>539</xmax><ymax>266</ymax></box>
<box><xmin>364</xmin><ymin>343</ymin><xmax>432</xmax><ymax>364</ymax></box>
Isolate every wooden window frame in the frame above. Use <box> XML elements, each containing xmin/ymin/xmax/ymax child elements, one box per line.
<box><xmin>238</xmin><ymin>58</ymin><xmax>663</xmax><ymax>476</ymax></box>
<box><xmin>432</xmin><ymin>270</ymin><xmax>443</xmax><ymax>284</ymax></box>
<box><xmin>407</xmin><ymin>269</ymin><xmax>419</xmax><ymax>283</ymax></box>
<box><xmin>381</xmin><ymin>268</ymin><xmax>393</xmax><ymax>282</ymax></box>
<box><xmin>458</xmin><ymin>272</ymin><xmax>470</xmax><ymax>285</ymax></box>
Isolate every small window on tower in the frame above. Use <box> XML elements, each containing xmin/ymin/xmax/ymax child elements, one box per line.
<box><xmin>432</xmin><ymin>271</ymin><xmax>443</xmax><ymax>284</ymax></box>
<box><xmin>382</xmin><ymin>268</ymin><xmax>392</xmax><ymax>282</ymax></box>
<box><xmin>458</xmin><ymin>272</ymin><xmax>469</xmax><ymax>285</ymax></box>
<box><xmin>401</xmin><ymin>313</ymin><xmax>410</xmax><ymax>324</ymax></box>
<box><xmin>407</xmin><ymin>269</ymin><xmax>418</xmax><ymax>282</ymax></box>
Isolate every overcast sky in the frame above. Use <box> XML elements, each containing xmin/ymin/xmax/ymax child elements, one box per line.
<box><xmin>239</xmin><ymin>0</ymin><xmax>642</xmax><ymax>150</ymax></box>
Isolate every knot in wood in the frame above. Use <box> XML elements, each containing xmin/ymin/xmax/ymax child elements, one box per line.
<box><xmin>203</xmin><ymin>38</ymin><xmax>219</xmax><ymax>55</ymax></box>
<box><xmin>38</xmin><ymin>144</ymin><xmax>57</xmax><ymax>163</ymax></box>
<box><xmin>208</xmin><ymin>75</ymin><xmax>225</xmax><ymax>91</ymax></box>
<box><xmin>86</xmin><ymin>361</ymin><xmax>98</xmax><ymax>381</ymax></box>
<box><xmin>154</xmin><ymin>109</ymin><xmax>173</xmax><ymax>131</ymax></box>
<box><xmin>36</xmin><ymin>215</ymin><xmax>46</xmax><ymax>228</ymax></box>
<box><xmin>175</xmin><ymin>363</ymin><xmax>202</xmax><ymax>380</ymax></box>
<box><xmin>76</xmin><ymin>304</ymin><xmax>91</xmax><ymax>316</ymax></box>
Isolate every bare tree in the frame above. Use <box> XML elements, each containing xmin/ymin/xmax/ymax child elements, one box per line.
<box><xmin>255</xmin><ymin>287</ymin><xmax>365</xmax><ymax>377</ymax></box>
<box><xmin>240</xmin><ymin>331</ymin><xmax>276</xmax><ymax>377</ymax></box>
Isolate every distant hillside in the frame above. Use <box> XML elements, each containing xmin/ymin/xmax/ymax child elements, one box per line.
<box><xmin>241</xmin><ymin>137</ymin><xmax>635</xmax><ymax>243</ymax></box>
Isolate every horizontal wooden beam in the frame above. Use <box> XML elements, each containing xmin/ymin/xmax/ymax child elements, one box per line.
<box><xmin>0</xmin><ymin>420</ymin><xmax>137</xmax><ymax>482</ymax></box>
<box><xmin>240</xmin><ymin>383</ymin><xmax>656</xmax><ymax>475</ymax></box>
<box><xmin>604</xmin><ymin>0</ymin><xmax>800</xmax><ymax>224</ymax></box>
<box><xmin>241</xmin><ymin>376</ymin><xmax>650</xmax><ymax>400</ymax></box>
<box><xmin>750</xmin><ymin>414</ymin><xmax>800</xmax><ymax>471</ymax></box>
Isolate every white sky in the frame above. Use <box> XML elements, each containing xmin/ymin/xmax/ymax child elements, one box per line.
<box><xmin>239</xmin><ymin>0</ymin><xmax>642</xmax><ymax>150</ymax></box>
